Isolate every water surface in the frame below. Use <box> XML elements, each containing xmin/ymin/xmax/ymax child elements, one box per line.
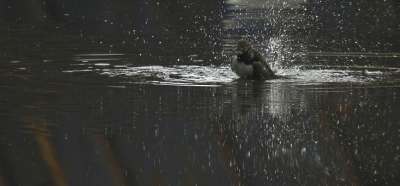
<box><xmin>1</xmin><ymin>0</ymin><xmax>400</xmax><ymax>185</ymax></box>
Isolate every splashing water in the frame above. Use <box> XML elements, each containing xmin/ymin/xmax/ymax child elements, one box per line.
<box><xmin>101</xmin><ymin>65</ymin><xmax>237</xmax><ymax>85</ymax></box>
<box><xmin>99</xmin><ymin>64</ymin><xmax>394</xmax><ymax>85</ymax></box>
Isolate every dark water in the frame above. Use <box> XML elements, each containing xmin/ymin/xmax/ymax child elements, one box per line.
<box><xmin>1</xmin><ymin>0</ymin><xmax>400</xmax><ymax>185</ymax></box>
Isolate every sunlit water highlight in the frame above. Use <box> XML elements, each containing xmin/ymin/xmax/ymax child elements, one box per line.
<box><xmin>97</xmin><ymin>64</ymin><xmax>397</xmax><ymax>85</ymax></box>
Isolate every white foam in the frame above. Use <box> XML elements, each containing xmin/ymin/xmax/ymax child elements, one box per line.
<box><xmin>99</xmin><ymin>65</ymin><xmax>385</xmax><ymax>85</ymax></box>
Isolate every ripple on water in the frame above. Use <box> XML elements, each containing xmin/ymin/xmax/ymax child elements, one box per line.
<box><xmin>99</xmin><ymin>64</ymin><xmax>398</xmax><ymax>85</ymax></box>
<box><xmin>101</xmin><ymin>65</ymin><xmax>237</xmax><ymax>85</ymax></box>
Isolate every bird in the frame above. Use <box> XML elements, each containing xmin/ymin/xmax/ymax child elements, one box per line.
<box><xmin>231</xmin><ymin>39</ymin><xmax>275</xmax><ymax>81</ymax></box>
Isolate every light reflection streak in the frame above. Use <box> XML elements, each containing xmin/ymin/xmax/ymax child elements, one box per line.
<box><xmin>74</xmin><ymin>54</ymin><xmax>124</xmax><ymax>56</ymax></box>
<box><xmin>23</xmin><ymin>115</ymin><xmax>68</xmax><ymax>186</ymax></box>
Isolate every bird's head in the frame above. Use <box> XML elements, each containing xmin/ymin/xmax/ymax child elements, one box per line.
<box><xmin>235</xmin><ymin>39</ymin><xmax>251</xmax><ymax>54</ymax></box>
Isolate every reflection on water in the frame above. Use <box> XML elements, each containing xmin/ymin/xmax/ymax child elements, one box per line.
<box><xmin>229</xmin><ymin>80</ymin><xmax>400</xmax><ymax>185</ymax></box>
<box><xmin>1</xmin><ymin>0</ymin><xmax>400</xmax><ymax>185</ymax></box>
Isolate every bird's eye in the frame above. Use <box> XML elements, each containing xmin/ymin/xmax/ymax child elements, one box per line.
<box><xmin>240</xmin><ymin>45</ymin><xmax>244</xmax><ymax>47</ymax></box>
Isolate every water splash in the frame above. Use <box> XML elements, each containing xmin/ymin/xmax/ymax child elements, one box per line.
<box><xmin>98</xmin><ymin>64</ymin><xmax>395</xmax><ymax>85</ymax></box>
<box><xmin>101</xmin><ymin>65</ymin><xmax>237</xmax><ymax>85</ymax></box>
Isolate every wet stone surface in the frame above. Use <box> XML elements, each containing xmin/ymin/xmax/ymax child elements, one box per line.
<box><xmin>1</xmin><ymin>0</ymin><xmax>400</xmax><ymax>185</ymax></box>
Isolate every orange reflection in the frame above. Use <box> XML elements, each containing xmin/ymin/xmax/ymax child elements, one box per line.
<box><xmin>22</xmin><ymin>115</ymin><xmax>68</xmax><ymax>186</ymax></box>
<box><xmin>35</xmin><ymin>135</ymin><xmax>68</xmax><ymax>186</ymax></box>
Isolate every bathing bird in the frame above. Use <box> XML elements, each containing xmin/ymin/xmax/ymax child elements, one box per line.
<box><xmin>231</xmin><ymin>39</ymin><xmax>275</xmax><ymax>80</ymax></box>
